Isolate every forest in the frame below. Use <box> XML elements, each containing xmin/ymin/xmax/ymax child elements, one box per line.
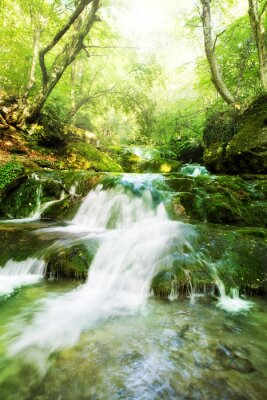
<box><xmin>0</xmin><ymin>1</ymin><xmax>266</xmax><ymax>399</ymax></box>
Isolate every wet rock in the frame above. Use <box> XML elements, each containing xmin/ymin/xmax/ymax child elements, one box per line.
<box><xmin>170</xmin><ymin>174</ymin><xmax>267</xmax><ymax>228</ymax></box>
<box><xmin>41</xmin><ymin>197</ymin><xmax>81</xmax><ymax>221</ymax></box>
<box><xmin>46</xmin><ymin>244</ymin><xmax>94</xmax><ymax>280</ymax></box>
<box><xmin>186</xmin><ymin>378</ymin><xmax>249</xmax><ymax>400</ymax></box>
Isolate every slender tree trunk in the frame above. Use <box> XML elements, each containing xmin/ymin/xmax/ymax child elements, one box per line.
<box><xmin>25</xmin><ymin>28</ymin><xmax>41</xmax><ymax>97</ymax></box>
<box><xmin>200</xmin><ymin>0</ymin><xmax>236</xmax><ymax>104</ymax></box>
<box><xmin>248</xmin><ymin>0</ymin><xmax>267</xmax><ymax>91</ymax></box>
<box><xmin>71</xmin><ymin>63</ymin><xmax>77</xmax><ymax>116</ymax></box>
<box><xmin>236</xmin><ymin>37</ymin><xmax>252</xmax><ymax>96</ymax></box>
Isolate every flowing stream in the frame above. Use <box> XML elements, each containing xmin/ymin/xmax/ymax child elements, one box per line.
<box><xmin>0</xmin><ymin>173</ymin><xmax>266</xmax><ymax>399</ymax></box>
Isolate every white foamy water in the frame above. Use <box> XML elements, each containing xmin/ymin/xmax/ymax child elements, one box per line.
<box><xmin>179</xmin><ymin>164</ymin><xmax>209</xmax><ymax>177</ymax></box>
<box><xmin>0</xmin><ymin>258</ymin><xmax>46</xmax><ymax>297</ymax></box>
<box><xmin>9</xmin><ymin>183</ymin><xmax>194</xmax><ymax>363</ymax></box>
<box><xmin>215</xmin><ymin>277</ymin><xmax>254</xmax><ymax>313</ymax></box>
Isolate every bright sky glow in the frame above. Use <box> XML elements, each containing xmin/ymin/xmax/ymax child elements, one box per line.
<box><xmin>116</xmin><ymin>0</ymin><xmax>195</xmax><ymax>47</ymax></box>
<box><xmin>113</xmin><ymin>0</ymin><xmax>248</xmax><ymax>99</ymax></box>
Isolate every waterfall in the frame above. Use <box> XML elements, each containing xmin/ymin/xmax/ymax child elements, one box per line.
<box><xmin>0</xmin><ymin>258</ymin><xmax>46</xmax><ymax>297</ymax></box>
<box><xmin>9</xmin><ymin>178</ymin><xmax>194</xmax><ymax>363</ymax></box>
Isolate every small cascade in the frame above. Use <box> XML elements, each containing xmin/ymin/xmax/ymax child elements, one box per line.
<box><xmin>168</xmin><ymin>279</ymin><xmax>178</xmax><ymax>301</ymax></box>
<box><xmin>215</xmin><ymin>275</ymin><xmax>254</xmax><ymax>313</ymax></box>
<box><xmin>2</xmin><ymin>186</ymin><xmax>65</xmax><ymax>224</ymax></box>
<box><xmin>179</xmin><ymin>164</ymin><xmax>209</xmax><ymax>177</ymax></box>
<box><xmin>0</xmin><ymin>258</ymin><xmax>46</xmax><ymax>297</ymax></box>
<box><xmin>9</xmin><ymin>177</ymin><xmax>195</xmax><ymax>362</ymax></box>
<box><xmin>184</xmin><ymin>269</ymin><xmax>197</xmax><ymax>304</ymax></box>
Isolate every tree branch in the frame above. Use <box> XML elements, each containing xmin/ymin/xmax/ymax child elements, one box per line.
<box><xmin>260</xmin><ymin>0</ymin><xmax>267</xmax><ymax>17</ymax></box>
<box><xmin>213</xmin><ymin>29</ymin><xmax>226</xmax><ymax>52</ymax></box>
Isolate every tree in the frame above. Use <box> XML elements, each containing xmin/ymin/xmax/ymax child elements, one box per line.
<box><xmin>200</xmin><ymin>0</ymin><xmax>236</xmax><ymax>104</ymax></box>
<box><xmin>22</xmin><ymin>0</ymin><xmax>101</xmax><ymax>123</ymax></box>
<box><xmin>248</xmin><ymin>0</ymin><xmax>267</xmax><ymax>91</ymax></box>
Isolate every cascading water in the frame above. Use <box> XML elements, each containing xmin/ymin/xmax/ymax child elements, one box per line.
<box><xmin>215</xmin><ymin>275</ymin><xmax>254</xmax><ymax>313</ymax></box>
<box><xmin>0</xmin><ymin>258</ymin><xmax>46</xmax><ymax>297</ymax></box>
<box><xmin>1</xmin><ymin>183</ymin><xmax>65</xmax><ymax>224</ymax></box>
<box><xmin>8</xmin><ymin>176</ymin><xmax>195</xmax><ymax>364</ymax></box>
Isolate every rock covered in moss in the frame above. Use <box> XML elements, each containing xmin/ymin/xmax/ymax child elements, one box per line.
<box><xmin>0</xmin><ymin>160</ymin><xmax>24</xmax><ymax>191</ymax></box>
<box><xmin>41</xmin><ymin>197</ymin><xmax>80</xmax><ymax>221</ymax></box>
<box><xmin>65</xmin><ymin>142</ymin><xmax>123</xmax><ymax>172</ymax></box>
<box><xmin>169</xmin><ymin>174</ymin><xmax>267</xmax><ymax>227</ymax></box>
<box><xmin>46</xmin><ymin>244</ymin><xmax>93</xmax><ymax>280</ymax></box>
<box><xmin>226</xmin><ymin>126</ymin><xmax>267</xmax><ymax>173</ymax></box>
<box><xmin>0</xmin><ymin>176</ymin><xmax>40</xmax><ymax>219</ymax></box>
<box><xmin>203</xmin><ymin>96</ymin><xmax>267</xmax><ymax>173</ymax></box>
<box><xmin>151</xmin><ymin>225</ymin><xmax>266</xmax><ymax>297</ymax></box>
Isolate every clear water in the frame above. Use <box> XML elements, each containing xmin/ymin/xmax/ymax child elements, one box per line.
<box><xmin>0</xmin><ymin>283</ymin><xmax>266</xmax><ymax>400</ymax></box>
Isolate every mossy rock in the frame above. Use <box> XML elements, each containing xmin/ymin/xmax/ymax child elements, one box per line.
<box><xmin>46</xmin><ymin>244</ymin><xmax>93</xmax><ymax>280</ymax></box>
<box><xmin>64</xmin><ymin>142</ymin><xmax>123</xmax><ymax>172</ymax></box>
<box><xmin>41</xmin><ymin>197</ymin><xmax>81</xmax><ymax>221</ymax></box>
<box><xmin>0</xmin><ymin>177</ymin><xmax>40</xmax><ymax>219</ymax></box>
<box><xmin>195</xmin><ymin>224</ymin><xmax>267</xmax><ymax>293</ymax></box>
<box><xmin>226</xmin><ymin>127</ymin><xmax>267</xmax><ymax>174</ymax></box>
<box><xmin>151</xmin><ymin>271</ymin><xmax>176</xmax><ymax>298</ymax></box>
<box><xmin>0</xmin><ymin>160</ymin><xmax>24</xmax><ymax>191</ymax></box>
<box><xmin>167</xmin><ymin>174</ymin><xmax>267</xmax><ymax>228</ymax></box>
<box><xmin>41</xmin><ymin>179</ymin><xmax>63</xmax><ymax>200</ymax></box>
<box><xmin>38</xmin><ymin>170</ymin><xmax>103</xmax><ymax>197</ymax></box>
<box><xmin>166</xmin><ymin>177</ymin><xmax>194</xmax><ymax>192</ymax></box>
<box><xmin>203</xmin><ymin>96</ymin><xmax>267</xmax><ymax>173</ymax></box>
<box><xmin>202</xmin><ymin>194</ymin><xmax>243</xmax><ymax>224</ymax></box>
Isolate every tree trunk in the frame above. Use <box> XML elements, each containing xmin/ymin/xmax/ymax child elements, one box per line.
<box><xmin>236</xmin><ymin>37</ymin><xmax>252</xmax><ymax>96</ymax></box>
<box><xmin>24</xmin><ymin>28</ymin><xmax>41</xmax><ymax>98</ymax></box>
<box><xmin>200</xmin><ymin>0</ymin><xmax>236</xmax><ymax>104</ymax></box>
<box><xmin>22</xmin><ymin>0</ymin><xmax>100</xmax><ymax>123</ymax></box>
<box><xmin>248</xmin><ymin>0</ymin><xmax>267</xmax><ymax>91</ymax></box>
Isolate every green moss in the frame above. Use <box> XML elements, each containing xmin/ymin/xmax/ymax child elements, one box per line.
<box><xmin>151</xmin><ymin>271</ymin><xmax>176</xmax><ymax>298</ymax></box>
<box><xmin>169</xmin><ymin>175</ymin><xmax>267</xmax><ymax>228</ymax></box>
<box><xmin>0</xmin><ymin>178</ymin><xmax>40</xmax><ymax>219</ymax></box>
<box><xmin>46</xmin><ymin>244</ymin><xmax>94</xmax><ymax>280</ymax></box>
<box><xmin>65</xmin><ymin>142</ymin><xmax>123</xmax><ymax>172</ymax></box>
<box><xmin>41</xmin><ymin>197</ymin><xmax>81</xmax><ymax>221</ymax></box>
<box><xmin>0</xmin><ymin>161</ymin><xmax>24</xmax><ymax>191</ymax></box>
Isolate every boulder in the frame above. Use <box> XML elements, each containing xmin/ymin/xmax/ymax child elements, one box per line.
<box><xmin>46</xmin><ymin>244</ymin><xmax>94</xmax><ymax>280</ymax></box>
<box><xmin>203</xmin><ymin>96</ymin><xmax>267</xmax><ymax>174</ymax></box>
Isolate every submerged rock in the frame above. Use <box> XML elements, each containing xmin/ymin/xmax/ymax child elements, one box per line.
<box><xmin>216</xmin><ymin>343</ymin><xmax>256</xmax><ymax>373</ymax></box>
